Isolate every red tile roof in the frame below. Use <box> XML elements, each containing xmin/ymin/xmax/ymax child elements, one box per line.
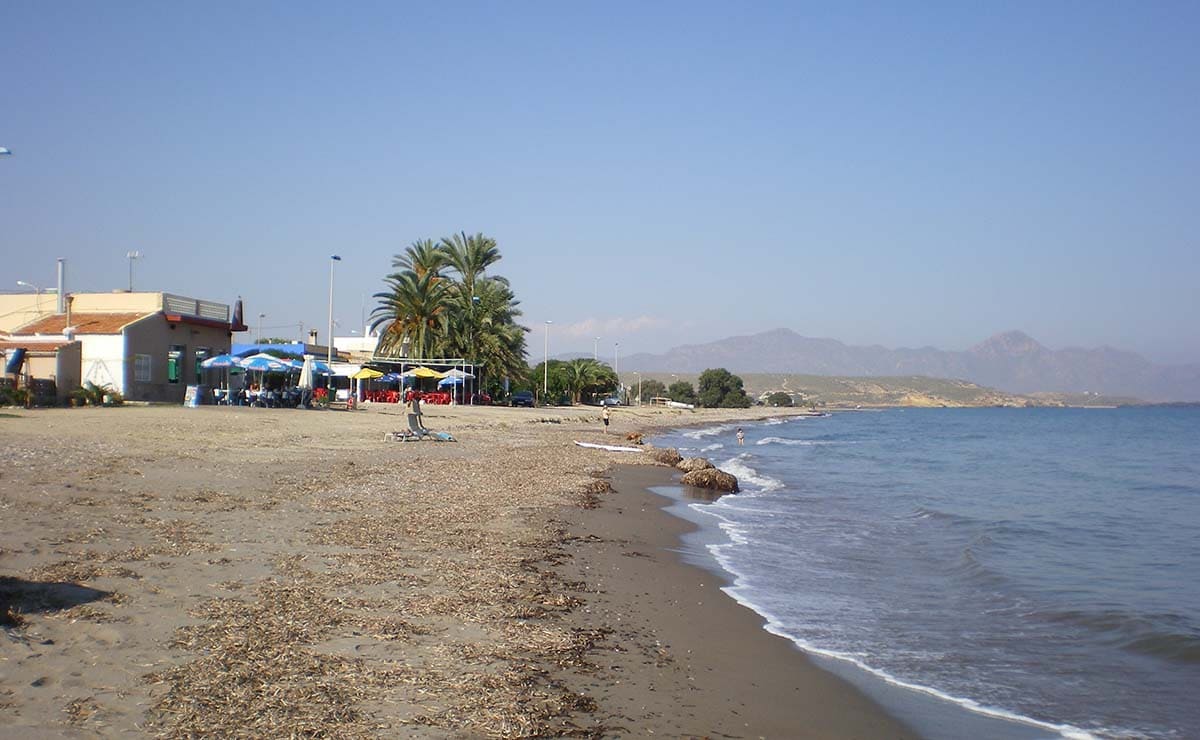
<box><xmin>14</xmin><ymin>312</ymin><xmax>154</xmax><ymax>336</ymax></box>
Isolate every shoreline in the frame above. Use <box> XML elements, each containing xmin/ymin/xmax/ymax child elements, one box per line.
<box><xmin>644</xmin><ymin>413</ymin><xmax>1100</xmax><ymax>740</ymax></box>
<box><xmin>1</xmin><ymin>403</ymin><xmax>914</xmax><ymax>737</ymax></box>
<box><xmin>557</xmin><ymin>462</ymin><xmax>918</xmax><ymax>738</ymax></box>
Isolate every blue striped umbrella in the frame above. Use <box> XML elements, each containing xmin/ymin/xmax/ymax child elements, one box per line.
<box><xmin>200</xmin><ymin>354</ymin><xmax>241</xmax><ymax>369</ymax></box>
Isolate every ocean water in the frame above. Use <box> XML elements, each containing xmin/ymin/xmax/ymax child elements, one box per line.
<box><xmin>652</xmin><ymin>408</ymin><xmax>1200</xmax><ymax>739</ymax></box>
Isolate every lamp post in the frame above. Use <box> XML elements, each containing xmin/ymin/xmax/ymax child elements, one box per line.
<box><xmin>257</xmin><ymin>313</ymin><xmax>266</xmax><ymax>344</ymax></box>
<box><xmin>16</xmin><ymin>280</ymin><xmax>42</xmax><ymax>297</ymax></box>
<box><xmin>634</xmin><ymin>372</ymin><xmax>642</xmax><ymax>406</ymax></box>
<box><xmin>328</xmin><ymin>255</ymin><xmax>341</xmax><ymax>364</ymax></box>
<box><xmin>543</xmin><ymin>320</ymin><xmax>552</xmax><ymax>399</ymax></box>
<box><xmin>471</xmin><ymin>295</ymin><xmax>481</xmax><ymax>405</ymax></box>
<box><xmin>126</xmin><ymin>251</ymin><xmax>142</xmax><ymax>292</ymax></box>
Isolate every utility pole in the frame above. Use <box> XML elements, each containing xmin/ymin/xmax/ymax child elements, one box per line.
<box><xmin>543</xmin><ymin>321</ymin><xmax>552</xmax><ymax>399</ymax></box>
<box><xmin>126</xmin><ymin>251</ymin><xmax>143</xmax><ymax>291</ymax></box>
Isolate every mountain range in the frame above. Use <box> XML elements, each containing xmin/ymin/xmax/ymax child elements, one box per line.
<box><xmin>620</xmin><ymin>329</ymin><xmax>1200</xmax><ymax>402</ymax></box>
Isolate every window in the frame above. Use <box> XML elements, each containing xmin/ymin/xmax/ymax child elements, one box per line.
<box><xmin>134</xmin><ymin>354</ymin><xmax>152</xmax><ymax>382</ymax></box>
<box><xmin>167</xmin><ymin>345</ymin><xmax>185</xmax><ymax>384</ymax></box>
<box><xmin>194</xmin><ymin>347</ymin><xmax>210</xmax><ymax>384</ymax></box>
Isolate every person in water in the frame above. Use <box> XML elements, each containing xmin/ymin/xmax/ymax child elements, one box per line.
<box><xmin>736</xmin><ymin>428</ymin><xmax>745</xmax><ymax>446</ymax></box>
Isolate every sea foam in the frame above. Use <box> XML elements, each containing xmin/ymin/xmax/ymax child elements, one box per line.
<box><xmin>719</xmin><ymin>454</ymin><xmax>785</xmax><ymax>492</ymax></box>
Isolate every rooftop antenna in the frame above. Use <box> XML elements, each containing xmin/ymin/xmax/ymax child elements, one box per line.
<box><xmin>126</xmin><ymin>250</ymin><xmax>143</xmax><ymax>291</ymax></box>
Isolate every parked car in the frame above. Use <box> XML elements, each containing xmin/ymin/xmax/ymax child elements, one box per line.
<box><xmin>470</xmin><ymin>392</ymin><xmax>492</xmax><ymax>405</ymax></box>
<box><xmin>598</xmin><ymin>396</ymin><xmax>622</xmax><ymax>406</ymax></box>
<box><xmin>510</xmin><ymin>390</ymin><xmax>535</xmax><ymax>407</ymax></box>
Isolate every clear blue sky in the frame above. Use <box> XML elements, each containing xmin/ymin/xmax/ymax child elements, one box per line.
<box><xmin>3</xmin><ymin>1</ymin><xmax>1198</xmax><ymax>364</ymax></box>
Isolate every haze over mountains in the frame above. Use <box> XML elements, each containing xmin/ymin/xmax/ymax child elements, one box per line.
<box><xmin>621</xmin><ymin>329</ymin><xmax>1200</xmax><ymax>402</ymax></box>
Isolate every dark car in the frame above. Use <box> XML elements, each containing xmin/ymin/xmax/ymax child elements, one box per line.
<box><xmin>510</xmin><ymin>390</ymin><xmax>535</xmax><ymax>407</ymax></box>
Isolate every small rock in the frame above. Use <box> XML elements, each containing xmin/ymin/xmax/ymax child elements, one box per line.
<box><xmin>645</xmin><ymin>447</ymin><xmax>683</xmax><ymax>467</ymax></box>
<box><xmin>676</xmin><ymin>457</ymin><xmax>714</xmax><ymax>473</ymax></box>
<box><xmin>680</xmin><ymin>468</ymin><xmax>739</xmax><ymax>493</ymax></box>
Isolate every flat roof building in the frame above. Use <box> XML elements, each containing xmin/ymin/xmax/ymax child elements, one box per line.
<box><xmin>0</xmin><ymin>291</ymin><xmax>248</xmax><ymax>403</ymax></box>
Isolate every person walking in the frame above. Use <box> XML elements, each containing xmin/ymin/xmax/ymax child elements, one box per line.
<box><xmin>602</xmin><ymin>405</ymin><xmax>611</xmax><ymax>435</ymax></box>
<box><xmin>736</xmin><ymin>427</ymin><xmax>745</xmax><ymax>446</ymax></box>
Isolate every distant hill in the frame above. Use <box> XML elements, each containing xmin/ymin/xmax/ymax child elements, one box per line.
<box><xmin>622</xmin><ymin>329</ymin><xmax>1200</xmax><ymax>402</ymax></box>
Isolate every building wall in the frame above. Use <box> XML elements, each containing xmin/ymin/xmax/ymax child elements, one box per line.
<box><xmin>70</xmin><ymin>292</ymin><xmax>163</xmax><ymax>313</ymax></box>
<box><xmin>80</xmin><ymin>335</ymin><xmax>126</xmax><ymax>395</ymax></box>
<box><xmin>55</xmin><ymin>343</ymin><xmax>82</xmax><ymax>401</ymax></box>
<box><xmin>24</xmin><ymin>344</ymin><xmax>84</xmax><ymax>402</ymax></box>
<box><xmin>124</xmin><ymin>316</ymin><xmax>231</xmax><ymax>402</ymax></box>
<box><xmin>0</xmin><ymin>294</ymin><xmax>60</xmax><ymax>332</ymax></box>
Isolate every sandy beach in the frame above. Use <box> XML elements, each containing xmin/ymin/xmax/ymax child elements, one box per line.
<box><xmin>1</xmin><ymin>402</ymin><xmax>913</xmax><ymax>738</ymax></box>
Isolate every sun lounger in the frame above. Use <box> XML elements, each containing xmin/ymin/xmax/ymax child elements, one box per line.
<box><xmin>383</xmin><ymin>416</ymin><xmax>456</xmax><ymax>443</ymax></box>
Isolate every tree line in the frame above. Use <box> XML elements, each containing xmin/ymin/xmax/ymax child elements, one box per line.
<box><xmin>369</xmin><ymin>232</ymin><xmax>754</xmax><ymax>407</ymax></box>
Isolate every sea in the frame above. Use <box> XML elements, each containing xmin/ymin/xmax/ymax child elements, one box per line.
<box><xmin>650</xmin><ymin>407</ymin><xmax>1200</xmax><ymax>740</ymax></box>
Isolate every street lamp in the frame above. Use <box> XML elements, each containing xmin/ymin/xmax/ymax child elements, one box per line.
<box><xmin>258</xmin><ymin>313</ymin><xmax>266</xmax><ymax>344</ymax></box>
<box><xmin>614</xmin><ymin>342</ymin><xmax>620</xmax><ymax>402</ymax></box>
<box><xmin>634</xmin><ymin>371</ymin><xmax>642</xmax><ymax>406</ymax></box>
<box><xmin>328</xmin><ymin>255</ymin><xmax>342</xmax><ymax>364</ymax></box>
<box><xmin>471</xmin><ymin>295</ymin><xmax>481</xmax><ymax>405</ymax></box>
<box><xmin>16</xmin><ymin>280</ymin><xmax>42</xmax><ymax>297</ymax></box>
<box><xmin>126</xmin><ymin>251</ymin><xmax>143</xmax><ymax>292</ymax></box>
<box><xmin>544</xmin><ymin>320</ymin><xmax>552</xmax><ymax>399</ymax></box>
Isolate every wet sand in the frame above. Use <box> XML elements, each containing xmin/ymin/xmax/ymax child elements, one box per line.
<box><xmin>557</xmin><ymin>464</ymin><xmax>915</xmax><ymax>739</ymax></box>
<box><xmin>1</xmin><ymin>403</ymin><xmax>912</xmax><ymax>737</ymax></box>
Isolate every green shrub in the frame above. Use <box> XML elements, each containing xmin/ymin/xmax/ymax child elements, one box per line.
<box><xmin>766</xmin><ymin>391</ymin><xmax>794</xmax><ymax>407</ymax></box>
<box><xmin>69</xmin><ymin>382</ymin><xmax>123</xmax><ymax>407</ymax></box>
<box><xmin>697</xmin><ymin>368</ymin><xmax>751</xmax><ymax>408</ymax></box>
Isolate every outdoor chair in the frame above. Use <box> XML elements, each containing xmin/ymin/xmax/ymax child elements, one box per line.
<box><xmin>407</xmin><ymin>414</ymin><xmax>431</xmax><ymax>439</ymax></box>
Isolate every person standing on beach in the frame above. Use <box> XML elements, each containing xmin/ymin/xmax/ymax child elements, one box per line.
<box><xmin>602</xmin><ymin>405</ymin><xmax>611</xmax><ymax>434</ymax></box>
<box><xmin>736</xmin><ymin>428</ymin><xmax>745</xmax><ymax>446</ymax></box>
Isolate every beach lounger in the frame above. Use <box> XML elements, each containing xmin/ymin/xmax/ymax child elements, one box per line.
<box><xmin>383</xmin><ymin>416</ymin><xmax>456</xmax><ymax>443</ymax></box>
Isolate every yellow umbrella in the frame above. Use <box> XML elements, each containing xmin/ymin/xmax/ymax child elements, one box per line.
<box><xmin>352</xmin><ymin>367</ymin><xmax>384</xmax><ymax>380</ymax></box>
<box><xmin>402</xmin><ymin>366</ymin><xmax>446</xmax><ymax>379</ymax></box>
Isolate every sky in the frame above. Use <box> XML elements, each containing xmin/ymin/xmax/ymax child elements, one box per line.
<box><xmin>3</xmin><ymin>1</ymin><xmax>1198</xmax><ymax>364</ymax></box>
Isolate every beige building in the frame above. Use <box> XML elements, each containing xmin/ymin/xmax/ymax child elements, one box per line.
<box><xmin>0</xmin><ymin>291</ymin><xmax>246</xmax><ymax>403</ymax></box>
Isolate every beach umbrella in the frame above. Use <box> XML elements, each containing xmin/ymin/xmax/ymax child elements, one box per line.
<box><xmin>312</xmin><ymin>360</ymin><xmax>334</xmax><ymax>375</ymax></box>
<box><xmin>437</xmin><ymin>376</ymin><xmax>464</xmax><ymax>386</ymax></box>
<box><xmin>443</xmin><ymin>368</ymin><xmax>475</xmax><ymax>379</ymax></box>
<box><xmin>399</xmin><ymin>366</ymin><xmax>446</xmax><ymax>379</ymax></box>
<box><xmin>200</xmin><ymin>354</ymin><xmax>240</xmax><ymax>369</ymax></box>
<box><xmin>298</xmin><ymin>356</ymin><xmax>315</xmax><ymax>390</ymax></box>
<box><xmin>240</xmin><ymin>355</ymin><xmax>288</xmax><ymax>395</ymax></box>
<box><xmin>241</xmin><ymin>356</ymin><xmax>288</xmax><ymax>372</ymax></box>
<box><xmin>352</xmin><ymin>367</ymin><xmax>383</xmax><ymax>380</ymax></box>
<box><xmin>201</xmin><ymin>354</ymin><xmax>243</xmax><ymax>401</ymax></box>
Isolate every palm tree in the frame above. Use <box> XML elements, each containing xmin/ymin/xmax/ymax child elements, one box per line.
<box><xmin>437</xmin><ymin>232</ymin><xmax>507</xmax><ymax>375</ymax></box>
<box><xmin>563</xmin><ymin>358</ymin><xmax>613</xmax><ymax>405</ymax></box>
<box><xmin>391</xmin><ymin>239</ymin><xmax>447</xmax><ymax>278</ymax></box>
<box><xmin>439</xmin><ymin>231</ymin><xmax>500</xmax><ymax>300</ymax></box>
<box><xmin>370</xmin><ymin>269</ymin><xmax>451</xmax><ymax>358</ymax></box>
<box><xmin>435</xmin><ymin>276</ymin><xmax>528</xmax><ymax>390</ymax></box>
<box><xmin>372</xmin><ymin>232</ymin><xmax>529</xmax><ymax>388</ymax></box>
